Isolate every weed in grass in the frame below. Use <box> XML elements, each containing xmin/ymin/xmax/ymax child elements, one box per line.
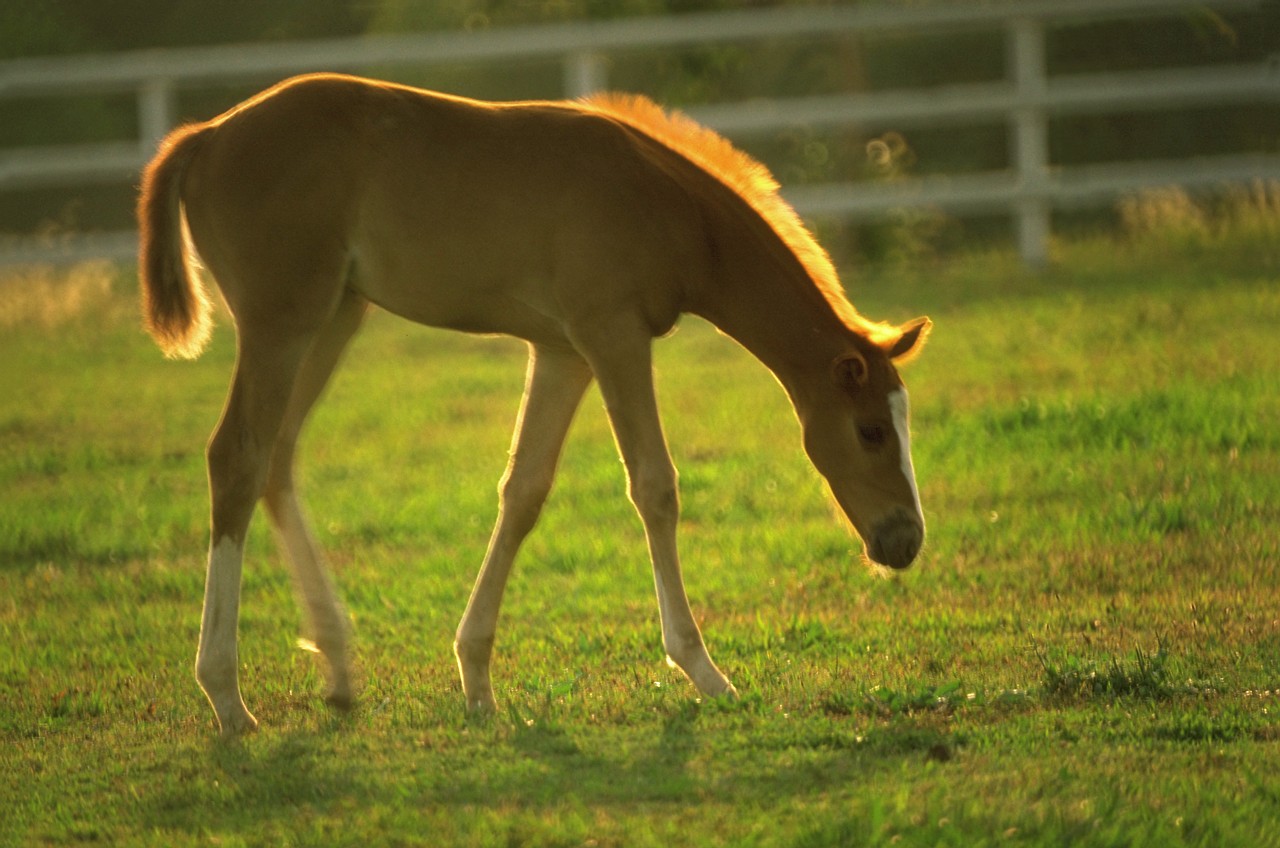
<box><xmin>865</xmin><ymin>680</ymin><xmax>967</xmax><ymax>717</ymax></box>
<box><xmin>1036</xmin><ymin>640</ymin><xmax>1181</xmax><ymax>702</ymax></box>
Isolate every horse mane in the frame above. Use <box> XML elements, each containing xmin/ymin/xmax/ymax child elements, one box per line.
<box><xmin>580</xmin><ymin>92</ymin><xmax>895</xmax><ymax>345</ymax></box>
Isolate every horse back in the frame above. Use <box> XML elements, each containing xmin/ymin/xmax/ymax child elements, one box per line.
<box><xmin>181</xmin><ymin>74</ymin><xmax>712</xmax><ymax>340</ymax></box>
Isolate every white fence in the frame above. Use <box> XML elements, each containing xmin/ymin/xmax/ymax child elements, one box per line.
<box><xmin>1</xmin><ymin>0</ymin><xmax>1276</xmax><ymax>267</ymax></box>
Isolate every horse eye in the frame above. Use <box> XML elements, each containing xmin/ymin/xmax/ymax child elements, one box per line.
<box><xmin>857</xmin><ymin>424</ymin><xmax>886</xmax><ymax>446</ymax></box>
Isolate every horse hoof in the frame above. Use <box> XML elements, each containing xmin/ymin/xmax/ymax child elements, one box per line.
<box><xmin>217</xmin><ymin>709</ymin><xmax>259</xmax><ymax>738</ymax></box>
<box><xmin>464</xmin><ymin>696</ymin><xmax>498</xmax><ymax>717</ymax></box>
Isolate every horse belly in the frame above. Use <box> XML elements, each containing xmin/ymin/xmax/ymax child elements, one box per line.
<box><xmin>348</xmin><ymin>192</ymin><xmax>570</xmax><ymax>342</ymax></box>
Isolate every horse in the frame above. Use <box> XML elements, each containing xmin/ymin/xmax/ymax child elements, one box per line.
<box><xmin>137</xmin><ymin>73</ymin><xmax>931</xmax><ymax>736</ymax></box>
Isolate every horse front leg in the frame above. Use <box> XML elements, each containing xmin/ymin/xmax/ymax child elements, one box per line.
<box><xmin>571</xmin><ymin>321</ymin><xmax>738</xmax><ymax>702</ymax></box>
<box><xmin>455</xmin><ymin>345</ymin><xmax>592</xmax><ymax>713</ymax></box>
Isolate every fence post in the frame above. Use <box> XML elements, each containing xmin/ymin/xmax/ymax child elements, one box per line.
<box><xmin>564</xmin><ymin>51</ymin><xmax>608</xmax><ymax>98</ymax></box>
<box><xmin>138</xmin><ymin>78</ymin><xmax>175</xmax><ymax>154</ymax></box>
<box><xmin>1007</xmin><ymin>15</ymin><xmax>1051</xmax><ymax>267</ymax></box>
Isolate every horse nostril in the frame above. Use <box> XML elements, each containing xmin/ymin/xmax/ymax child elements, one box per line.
<box><xmin>870</xmin><ymin>515</ymin><xmax>923</xmax><ymax>570</ymax></box>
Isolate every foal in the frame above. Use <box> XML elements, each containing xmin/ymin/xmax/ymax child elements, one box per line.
<box><xmin>137</xmin><ymin>74</ymin><xmax>931</xmax><ymax>736</ymax></box>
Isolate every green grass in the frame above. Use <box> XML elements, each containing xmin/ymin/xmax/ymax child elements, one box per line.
<box><xmin>2</xmin><ymin>211</ymin><xmax>1279</xmax><ymax>846</ymax></box>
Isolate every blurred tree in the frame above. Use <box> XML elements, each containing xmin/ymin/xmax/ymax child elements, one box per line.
<box><xmin>0</xmin><ymin>1</ymin><xmax>1272</xmax><ymax>257</ymax></box>
<box><xmin>0</xmin><ymin>3</ymin><xmax>90</xmax><ymax>59</ymax></box>
<box><xmin>1</xmin><ymin>0</ymin><xmax>375</xmax><ymax>59</ymax></box>
<box><xmin>366</xmin><ymin>0</ymin><xmax>741</xmax><ymax>32</ymax></box>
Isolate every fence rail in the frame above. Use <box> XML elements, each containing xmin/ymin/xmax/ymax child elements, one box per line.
<box><xmin>1</xmin><ymin>0</ymin><xmax>1276</xmax><ymax>267</ymax></box>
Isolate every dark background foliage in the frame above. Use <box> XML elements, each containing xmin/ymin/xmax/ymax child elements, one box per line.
<box><xmin>2</xmin><ymin>1</ymin><xmax>1275</xmax><ymax>258</ymax></box>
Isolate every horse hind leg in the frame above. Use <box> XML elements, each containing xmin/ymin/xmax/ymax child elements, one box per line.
<box><xmin>262</xmin><ymin>291</ymin><xmax>368</xmax><ymax>713</ymax></box>
<box><xmin>197</xmin><ymin>325</ymin><xmax>319</xmax><ymax>736</ymax></box>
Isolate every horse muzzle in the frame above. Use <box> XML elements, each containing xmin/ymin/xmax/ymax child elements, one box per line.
<box><xmin>868</xmin><ymin>512</ymin><xmax>923</xmax><ymax>570</ymax></box>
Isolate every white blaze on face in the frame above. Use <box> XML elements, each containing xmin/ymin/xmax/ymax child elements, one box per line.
<box><xmin>888</xmin><ymin>388</ymin><xmax>922</xmax><ymax>517</ymax></box>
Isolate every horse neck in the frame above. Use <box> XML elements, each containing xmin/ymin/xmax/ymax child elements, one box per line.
<box><xmin>689</xmin><ymin>208</ymin><xmax>854</xmax><ymax>398</ymax></box>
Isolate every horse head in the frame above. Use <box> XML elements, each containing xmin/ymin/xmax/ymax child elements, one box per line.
<box><xmin>797</xmin><ymin>317</ymin><xmax>931</xmax><ymax>570</ymax></box>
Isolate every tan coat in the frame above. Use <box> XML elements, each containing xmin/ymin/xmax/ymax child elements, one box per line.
<box><xmin>137</xmin><ymin>74</ymin><xmax>930</xmax><ymax>735</ymax></box>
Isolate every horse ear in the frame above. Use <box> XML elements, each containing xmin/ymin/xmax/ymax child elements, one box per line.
<box><xmin>887</xmin><ymin>317</ymin><xmax>932</xmax><ymax>363</ymax></box>
<box><xmin>832</xmin><ymin>351</ymin><xmax>869</xmax><ymax>392</ymax></box>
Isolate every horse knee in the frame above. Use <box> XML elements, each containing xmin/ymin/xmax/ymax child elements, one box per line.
<box><xmin>629</xmin><ymin>467</ymin><xmax>679</xmax><ymax>526</ymax></box>
<box><xmin>497</xmin><ymin>470</ymin><xmax>553</xmax><ymax>537</ymax></box>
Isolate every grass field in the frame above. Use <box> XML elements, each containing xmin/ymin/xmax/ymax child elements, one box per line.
<box><xmin>2</xmin><ymin>196</ymin><xmax>1279</xmax><ymax>846</ymax></box>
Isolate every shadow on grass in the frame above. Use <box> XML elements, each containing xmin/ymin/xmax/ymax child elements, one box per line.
<box><xmin>141</xmin><ymin>701</ymin><xmax>959</xmax><ymax>841</ymax></box>
<box><xmin>495</xmin><ymin>702</ymin><xmax>707</xmax><ymax>804</ymax></box>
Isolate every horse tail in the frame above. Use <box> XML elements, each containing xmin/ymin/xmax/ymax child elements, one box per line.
<box><xmin>137</xmin><ymin>123</ymin><xmax>213</xmax><ymax>360</ymax></box>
